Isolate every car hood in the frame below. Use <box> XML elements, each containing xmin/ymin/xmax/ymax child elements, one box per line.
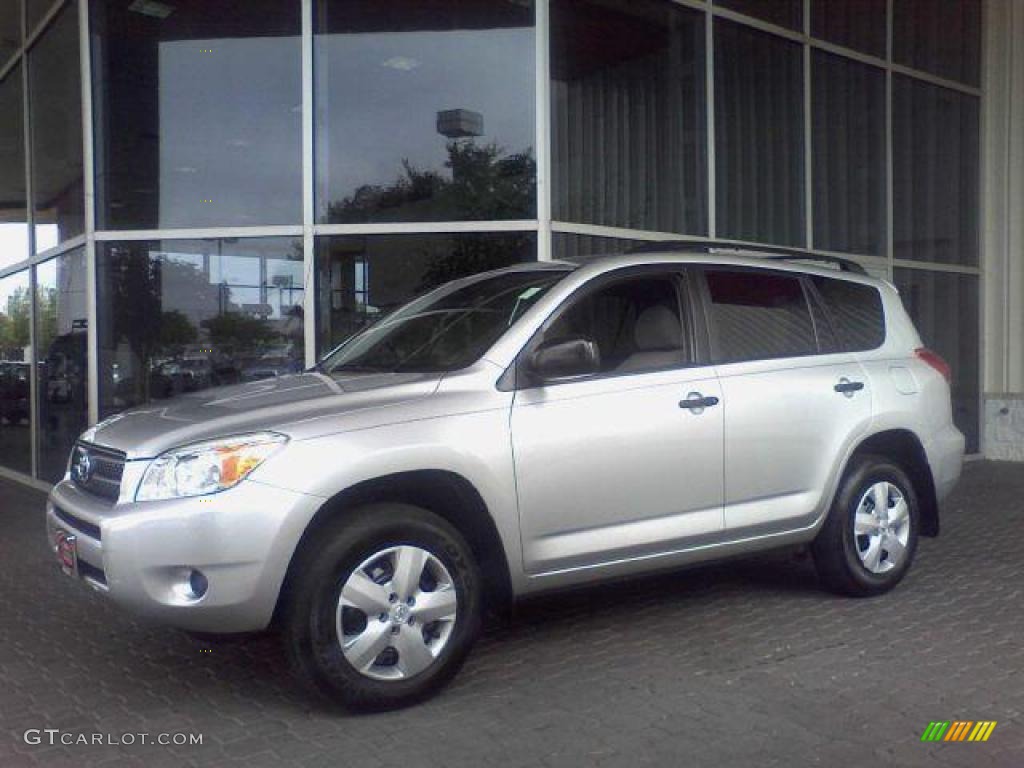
<box><xmin>82</xmin><ymin>371</ymin><xmax>442</xmax><ymax>458</ymax></box>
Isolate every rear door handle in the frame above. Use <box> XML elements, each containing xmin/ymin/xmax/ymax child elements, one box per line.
<box><xmin>834</xmin><ymin>378</ymin><xmax>865</xmax><ymax>396</ymax></box>
<box><xmin>679</xmin><ymin>392</ymin><xmax>720</xmax><ymax>412</ymax></box>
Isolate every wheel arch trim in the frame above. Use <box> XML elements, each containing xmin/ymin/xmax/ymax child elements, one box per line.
<box><xmin>272</xmin><ymin>469</ymin><xmax>514</xmax><ymax>627</ymax></box>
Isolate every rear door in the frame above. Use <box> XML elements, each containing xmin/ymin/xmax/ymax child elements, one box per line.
<box><xmin>699</xmin><ymin>267</ymin><xmax>873</xmax><ymax>535</ymax></box>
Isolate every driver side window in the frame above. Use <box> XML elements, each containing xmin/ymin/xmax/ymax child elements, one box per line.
<box><xmin>543</xmin><ymin>274</ymin><xmax>691</xmax><ymax>375</ymax></box>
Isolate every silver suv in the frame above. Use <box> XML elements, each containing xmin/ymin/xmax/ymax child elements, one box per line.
<box><xmin>46</xmin><ymin>249</ymin><xmax>964</xmax><ymax>709</ymax></box>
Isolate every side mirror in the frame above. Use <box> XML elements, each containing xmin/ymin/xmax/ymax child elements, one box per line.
<box><xmin>527</xmin><ymin>336</ymin><xmax>601</xmax><ymax>383</ymax></box>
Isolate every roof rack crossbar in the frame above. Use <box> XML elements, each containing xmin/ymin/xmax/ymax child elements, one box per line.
<box><xmin>624</xmin><ymin>239</ymin><xmax>868</xmax><ymax>275</ymax></box>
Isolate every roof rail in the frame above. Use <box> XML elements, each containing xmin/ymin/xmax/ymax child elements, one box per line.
<box><xmin>761</xmin><ymin>254</ymin><xmax>868</xmax><ymax>275</ymax></box>
<box><xmin>625</xmin><ymin>239</ymin><xmax>868</xmax><ymax>275</ymax></box>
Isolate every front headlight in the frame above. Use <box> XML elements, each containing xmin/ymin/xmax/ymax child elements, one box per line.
<box><xmin>136</xmin><ymin>432</ymin><xmax>288</xmax><ymax>501</ymax></box>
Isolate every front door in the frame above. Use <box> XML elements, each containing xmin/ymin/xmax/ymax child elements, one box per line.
<box><xmin>510</xmin><ymin>270</ymin><xmax>724</xmax><ymax>575</ymax></box>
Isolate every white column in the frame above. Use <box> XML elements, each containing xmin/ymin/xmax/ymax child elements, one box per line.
<box><xmin>981</xmin><ymin>0</ymin><xmax>1024</xmax><ymax>459</ymax></box>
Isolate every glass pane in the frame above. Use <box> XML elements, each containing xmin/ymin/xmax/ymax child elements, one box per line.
<box><xmin>545</xmin><ymin>276</ymin><xmax>690</xmax><ymax>375</ymax></box>
<box><xmin>27</xmin><ymin>0</ymin><xmax>56</xmax><ymax>35</ymax></box>
<box><xmin>0</xmin><ymin>64</ymin><xmax>29</xmax><ymax>270</ymax></box>
<box><xmin>893</xmin><ymin>269</ymin><xmax>979</xmax><ymax>452</ymax></box>
<box><xmin>97</xmin><ymin>238</ymin><xmax>305</xmax><ymax>417</ymax></box>
<box><xmin>705</xmin><ymin>270</ymin><xmax>816</xmax><ymax>362</ymax></box>
<box><xmin>716</xmin><ymin>0</ymin><xmax>801</xmax><ymax>31</ymax></box>
<box><xmin>315</xmin><ymin>232</ymin><xmax>536</xmax><ymax>355</ymax></box>
<box><xmin>812</xmin><ymin>51</ymin><xmax>885</xmax><ymax>256</ymax></box>
<box><xmin>715</xmin><ymin>20</ymin><xmax>804</xmax><ymax>246</ymax></box>
<box><xmin>91</xmin><ymin>0</ymin><xmax>301</xmax><ymax>229</ymax></box>
<box><xmin>323</xmin><ymin>268</ymin><xmax>564</xmax><ymax>375</ymax></box>
<box><xmin>552</xmin><ymin>233</ymin><xmax>648</xmax><ymax>263</ymax></box>
<box><xmin>0</xmin><ymin>1</ymin><xmax>20</xmax><ymax>64</ymax></box>
<box><xmin>551</xmin><ymin>0</ymin><xmax>706</xmax><ymax>234</ymax></box>
<box><xmin>894</xmin><ymin>0</ymin><xmax>981</xmax><ymax>86</ymax></box>
<box><xmin>811</xmin><ymin>0</ymin><xmax>886</xmax><ymax>58</ymax></box>
<box><xmin>29</xmin><ymin>3</ymin><xmax>83</xmax><ymax>250</ymax></box>
<box><xmin>315</xmin><ymin>0</ymin><xmax>535</xmax><ymax>224</ymax></box>
<box><xmin>35</xmin><ymin>249</ymin><xmax>88</xmax><ymax>483</ymax></box>
<box><xmin>0</xmin><ymin>268</ymin><xmax>31</xmax><ymax>474</ymax></box>
<box><xmin>811</xmin><ymin>276</ymin><xmax>885</xmax><ymax>351</ymax></box>
<box><xmin>893</xmin><ymin>77</ymin><xmax>979</xmax><ymax>266</ymax></box>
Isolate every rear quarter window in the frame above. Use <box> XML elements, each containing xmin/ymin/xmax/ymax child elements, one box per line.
<box><xmin>811</xmin><ymin>277</ymin><xmax>886</xmax><ymax>351</ymax></box>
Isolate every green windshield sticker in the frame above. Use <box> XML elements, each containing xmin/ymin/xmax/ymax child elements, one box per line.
<box><xmin>517</xmin><ymin>286</ymin><xmax>542</xmax><ymax>300</ymax></box>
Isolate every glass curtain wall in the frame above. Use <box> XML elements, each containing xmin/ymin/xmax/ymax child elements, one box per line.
<box><xmin>29</xmin><ymin>2</ymin><xmax>83</xmax><ymax>251</ymax></box>
<box><xmin>96</xmin><ymin>238</ymin><xmax>305</xmax><ymax>417</ymax></box>
<box><xmin>0</xmin><ymin>62</ymin><xmax>28</xmax><ymax>270</ymax></box>
<box><xmin>90</xmin><ymin>0</ymin><xmax>302</xmax><ymax>229</ymax></box>
<box><xmin>0</xmin><ymin>269</ymin><xmax>31</xmax><ymax>475</ymax></box>
<box><xmin>314</xmin><ymin>0</ymin><xmax>536</xmax><ymax>225</ymax></box>
<box><xmin>0</xmin><ymin>0</ymin><xmax>987</xmax><ymax>482</ymax></box>
<box><xmin>551</xmin><ymin>0</ymin><xmax>981</xmax><ymax>451</ymax></box>
<box><xmin>35</xmin><ymin>248</ymin><xmax>87</xmax><ymax>482</ymax></box>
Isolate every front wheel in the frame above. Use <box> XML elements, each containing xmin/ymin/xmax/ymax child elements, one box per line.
<box><xmin>283</xmin><ymin>503</ymin><xmax>481</xmax><ymax>711</ymax></box>
<box><xmin>812</xmin><ymin>455</ymin><xmax>919</xmax><ymax>597</ymax></box>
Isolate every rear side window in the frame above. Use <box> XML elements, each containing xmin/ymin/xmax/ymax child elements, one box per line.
<box><xmin>705</xmin><ymin>270</ymin><xmax>817</xmax><ymax>362</ymax></box>
<box><xmin>811</xmin><ymin>277</ymin><xmax>885</xmax><ymax>351</ymax></box>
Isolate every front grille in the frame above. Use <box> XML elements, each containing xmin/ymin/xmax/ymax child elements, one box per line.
<box><xmin>53</xmin><ymin>505</ymin><xmax>102</xmax><ymax>541</ymax></box>
<box><xmin>70</xmin><ymin>442</ymin><xmax>126</xmax><ymax>501</ymax></box>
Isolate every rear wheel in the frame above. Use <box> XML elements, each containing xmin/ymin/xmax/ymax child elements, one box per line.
<box><xmin>812</xmin><ymin>455</ymin><xmax>919</xmax><ymax>596</ymax></box>
<box><xmin>283</xmin><ymin>503</ymin><xmax>481</xmax><ymax>710</ymax></box>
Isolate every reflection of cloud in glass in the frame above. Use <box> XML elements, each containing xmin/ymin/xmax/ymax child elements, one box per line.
<box><xmin>381</xmin><ymin>56</ymin><xmax>421</xmax><ymax>71</ymax></box>
<box><xmin>35</xmin><ymin>224</ymin><xmax>59</xmax><ymax>255</ymax></box>
<box><xmin>318</xmin><ymin>27</ymin><xmax>534</xmax><ymax>213</ymax></box>
<box><xmin>158</xmin><ymin>36</ymin><xmax>302</xmax><ymax>228</ymax></box>
<box><xmin>0</xmin><ymin>225</ymin><xmax>29</xmax><ymax>270</ymax></box>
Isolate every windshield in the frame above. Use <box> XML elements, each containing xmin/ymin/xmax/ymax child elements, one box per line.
<box><xmin>320</xmin><ymin>269</ymin><xmax>569</xmax><ymax>374</ymax></box>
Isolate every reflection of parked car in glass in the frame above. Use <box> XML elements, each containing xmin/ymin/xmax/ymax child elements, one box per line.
<box><xmin>149</xmin><ymin>360</ymin><xmax>185</xmax><ymax>399</ymax></box>
<box><xmin>180</xmin><ymin>357</ymin><xmax>215</xmax><ymax>391</ymax></box>
<box><xmin>0</xmin><ymin>361</ymin><xmax>31</xmax><ymax>424</ymax></box>
<box><xmin>239</xmin><ymin>354</ymin><xmax>301</xmax><ymax>382</ymax></box>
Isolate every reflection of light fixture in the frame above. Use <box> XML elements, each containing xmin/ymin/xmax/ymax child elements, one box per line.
<box><xmin>437</xmin><ymin>109</ymin><xmax>484</xmax><ymax>139</ymax></box>
<box><xmin>128</xmin><ymin>0</ymin><xmax>175</xmax><ymax>19</ymax></box>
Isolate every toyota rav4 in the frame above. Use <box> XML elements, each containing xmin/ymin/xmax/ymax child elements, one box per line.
<box><xmin>46</xmin><ymin>248</ymin><xmax>964</xmax><ymax>710</ymax></box>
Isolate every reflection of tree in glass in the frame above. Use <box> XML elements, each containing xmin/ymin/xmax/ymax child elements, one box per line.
<box><xmin>202</xmin><ymin>311</ymin><xmax>278</xmax><ymax>345</ymax></box>
<box><xmin>0</xmin><ymin>287</ymin><xmax>31</xmax><ymax>356</ymax></box>
<box><xmin>35</xmin><ymin>285</ymin><xmax>58</xmax><ymax>349</ymax></box>
<box><xmin>106</xmin><ymin>249</ymin><xmax>218</xmax><ymax>403</ymax></box>
<box><xmin>327</xmin><ymin>141</ymin><xmax>536</xmax><ymax>223</ymax></box>
<box><xmin>417</xmin><ymin>231</ymin><xmax>533</xmax><ymax>293</ymax></box>
<box><xmin>327</xmin><ymin>141</ymin><xmax>536</xmax><ymax>294</ymax></box>
<box><xmin>160</xmin><ymin>310</ymin><xmax>198</xmax><ymax>346</ymax></box>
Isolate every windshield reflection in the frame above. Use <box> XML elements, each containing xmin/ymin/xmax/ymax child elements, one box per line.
<box><xmin>320</xmin><ymin>269</ymin><xmax>568</xmax><ymax>375</ymax></box>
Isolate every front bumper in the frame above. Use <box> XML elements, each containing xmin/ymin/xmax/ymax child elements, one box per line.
<box><xmin>46</xmin><ymin>475</ymin><xmax>323</xmax><ymax>633</ymax></box>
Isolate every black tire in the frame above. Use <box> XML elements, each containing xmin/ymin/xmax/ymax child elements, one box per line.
<box><xmin>283</xmin><ymin>503</ymin><xmax>481</xmax><ymax>711</ymax></box>
<box><xmin>812</xmin><ymin>455</ymin><xmax>919</xmax><ymax>597</ymax></box>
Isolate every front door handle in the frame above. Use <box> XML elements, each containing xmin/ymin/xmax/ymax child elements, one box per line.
<box><xmin>679</xmin><ymin>392</ymin><xmax>720</xmax><ymax>412</ymax></box>
<box><xmin>834</xmin><ymin>378</ymin><xmax>865</xmax><ymax>396</ymax></box>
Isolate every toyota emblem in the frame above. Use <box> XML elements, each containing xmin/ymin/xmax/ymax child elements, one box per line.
<box><xmin>73</xmin><ymin>448</ymin><xmax>93</xmax><ymax>484</ymax></box>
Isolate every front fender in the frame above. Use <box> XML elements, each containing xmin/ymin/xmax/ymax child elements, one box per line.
<box><xmin>253</xmin><ymin>405</ymin><xmax>525</xmax><ymax>593</ymax></box>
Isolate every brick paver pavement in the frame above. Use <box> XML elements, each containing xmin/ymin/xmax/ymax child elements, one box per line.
<box><xmin>2</xmin><ymin>461</ymin><xmax>1021</xmax><ymax>767</ymax></box>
